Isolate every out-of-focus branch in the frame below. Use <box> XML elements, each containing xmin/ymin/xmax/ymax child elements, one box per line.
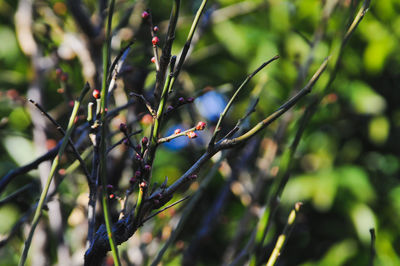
<box><xmin>66</xmin><ymin>0</ymin><xmax>99</xmax><ymax>38</ymax></box>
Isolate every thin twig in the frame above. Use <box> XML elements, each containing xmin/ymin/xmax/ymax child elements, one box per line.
<box><xmin>142</xmin><ymin>195</ymin><xmax>190</xmax><ymax>224</ymax></box>
<box><xmin>265</xmin><ymin>202</ymin><xmax>302</xmax><ymax>266</ymax></box>
<box><xmin>28</xmin><ymin>99</ymin><xmax>91</xmax><ymax>183</ymax></box>
<box><xmin>19</xmin><ymin>83</ymin><xmax>90</xmax><ymax>266</ymax></box>
<box><xmin>209</xmin><ymin>55</ymin><xmax>279</xmax><ymax>147</ymax></box>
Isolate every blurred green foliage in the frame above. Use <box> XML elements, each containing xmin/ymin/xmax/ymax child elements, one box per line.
<box><xmin>0</xmin><ymin>0</ymin><xmax>399</xmax><ymax>265</ymax></box>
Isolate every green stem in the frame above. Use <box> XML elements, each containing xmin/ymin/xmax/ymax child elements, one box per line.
<box><xmin>99</xmin><ymin>0</ymin><xmax>121</xmax><ymax>265</ymax></box>
<box><xmin>19</xmin><ymin>83</ymin><xmax>89</xmax><ymax>266</ymax></box>
<box><xmin>167</xmin><ymin>0</ymin><xmax>209</xmax><ymax>94</ymax></box>
<box><xmin>265</xmin><ymin>202</ymin><xmax>302</xmax><ymax>266</ymax></box>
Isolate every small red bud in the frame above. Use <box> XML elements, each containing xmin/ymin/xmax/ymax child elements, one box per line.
<box><xmin>135</xmin><ymin>170</ymin><xmax>142</xmax><ymax>178</ymax></box>
<box><xmin>196</xmin><ymin>121</ymin><xmax>206</xmax><ymax>131</ymax></box>
<box><xmin>186</xmin><ymin>97</ymin><xmax>194</xmax><ymax>103</ymax></box>
<box><xmin>144</xmin><ymin>164</ymin><xmax>151</xmax><ymax>171</ymax></box>
<box><xmin>141</xmin><ymin>11</ymin><xmax>149</xmax><ymax>19</ymax></box>
<box><xmin>109</xmin><ymin>193</ymin><xmax>115</xmax><ymax>199</ymax></box>
<box><xmin>174</xmin><ymin>129</ymin><xmax>181</xmax><ymax>134</ymax></box>
<box><xmin>119</xmin><ymin>123</ymin><xmax>127</xmax><ymax>133</ymax></box>
<box><xmin>187</xmin><ymin>131</ymin><xmax>197</xmax><ymax>139</ymax></box>
<box><xmin>93</xmin><ymin>89</ymin><xmax>100</xmax><ymax>99</ymax></box>
<box><xmin>151</xmin><ymin>56</ymin><xmax>156</xmax><ymax>63</ymax></box>
<box><xmin>60</xmin><ymin>73</ymin><xmax>69</xmax><ymax>82</ymax></box>
<box><xmin>152</xmin><ymin>36</ymin><xmax>159</xmax><ymax>46</ymax></box>
<box><xmin>69</xmin><ymin>100</ymin><xmax>74</xmax><ymax>107</ymax></box>
<box><xmin>140</xmin><ymin>181</ymin><xmax>148</xmax><ymax>189</ymax></box>
<box><xmin>142</xmin><ymin>137</ymin><xmax>148</xmax><ymax>146</ymax></box>
<box><xmin>55</xmin><ymin>68</ymin><xmax>63</xmax><ymax>77</ymax></box>
<box><xmin>153</xmin><ymin>26</ymin><xmax>159</xmax><ymax>32</ymax></box>
<box><xmin>167</xmin><ymin>105</ymin><xmax>174</xmax><ymax>112</ymax></box>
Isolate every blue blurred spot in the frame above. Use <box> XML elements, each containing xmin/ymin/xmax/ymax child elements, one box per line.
<box><xmin>195</xmin><ymin>91</ymin><xmax>227</xmax><ymax>122</ymax></box>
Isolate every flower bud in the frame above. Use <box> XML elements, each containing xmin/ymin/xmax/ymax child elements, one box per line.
<box><xmin>151</xmin><ymin>56</ymin><xmax>156</xmax><ymax>63</ymax></box>
<box><xmin>174</xmin><ymin>129</ymin><xmax>181</xmax><ymax>134</ymax></box>
<box><xmin>153</xmin><ymin>26</ymin><xmax>159</xmax><ymax>32</ymax></box>
<box><xmin>152</xmin><ymin>36</ymin><xmax>159</xmax><ymax>46</ymax></box>
<box><xmin>140</xmin><ymin>181</ymin><xmax>148</xmax><ymax>189</ymax></box>
<box><xmin>186</xmin><ymin>97</ymin><xmax>194</xmax><ymax>103</ymax></box>
<box><xmin>55</xmin><ymin>68</ymin><xmax>63</xmax><ymax>77</ymax></box>
<box><xmin>141</xmin><ymin>11</ymin><xmax>149</xmax><ymax>19</ymax></box>
<box><xmin>93</xmin><ymin>89</ymin><xmax>100</xmax><ymax>99</ymax></box>
<box><xmin>60</xmin><ymin>73</ymin><xmax>69</xmax><ymax>82</ymax></box>
<box><xmin>187</xmin><ymin>131</ymin><xmax>197</xmax><ymax>139</ymax></box>
<box><xmin>144</xmin><ymin>164</ymin><xmax>151</xmax><ymax>171</ymax></box>
<box><xmin>196</xmin><ymin>121</ymin><xmax>206</xmax><ymax>131</ymax></box>
<box><xmin>142</xmin><ymin>136</ymin><xmax>148</xmax><ymax>146</ymax></box>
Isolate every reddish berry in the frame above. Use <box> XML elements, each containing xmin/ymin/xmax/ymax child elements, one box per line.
<box><xmin>187</xmin><ymin>131</ymin><xmax>197</xmax><ymax>139</ymax></box>
<box><xmin>93</xmin><ymin>89</ymin><xmax>100</xmax><ymax>99</ymax></box>
<box><xmin>152</xmin><ymin>36</ymin><xmax>159</xmax><ymax>46</ymax></box>
<box><xmin>174</xmin><ymin>129</ymin><xmax>181</xmax><ymax>134</ymax></box>
<box><xmin>144</xmin><ymin>164</ymin><xmax>151</xmax><ymax>171</ymax></box>
<box><xmin>135</xmin><ymin>170</ymin><xmax>142</xmax><ymax>178</ymax></box>
<box><xmin>196</xmin><ymin>121</ymin><xmax>206</xmax><ymax>131</ymax></box>
<box><xmin>151</xmin><ymin>57</ymin><xmax>156</xmax><ymax>63</ymax></box>
<box><xmin>141</xmin><ymin>11</ymin><xmax>149</xmax><ymax>19</ymax></box>
<box><xmin>119</xmin><ymin>123</ymin><xmax>127</xmax><ymax>133</ymax></box>
<box><xmin>186</xmin><ymin>97</ymin><xmax>194</xmax><ymax>103</ymax></box>
<box><xmin>61</xmin><ymin>73</ymin><xmax>69</xmax><ymax>82</ymax></box>
<box><xmin>142</xmin><ymin>137</ymin><xmax>148</xmax><ymax>146</ymax></box>
<box><xmin>153</xmin><ymin>26</ymin><xmax>159</xmax><ymax>32</ymax></box>
<box><xmin>109</xmin><ymin>193</ymin><xmax>115</xmax><ymax>199</ymax></box>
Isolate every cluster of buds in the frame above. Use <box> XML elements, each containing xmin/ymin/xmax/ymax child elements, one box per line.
<box><xmin>55</xmin><ymin>68</ymin><xmax>69</xmax><ymax>82</ymax></box>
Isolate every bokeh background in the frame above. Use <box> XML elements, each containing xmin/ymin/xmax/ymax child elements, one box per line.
<box><xmin>0</xmin><ymin>0</ymin><xmax>399</xmax><ymax>265</ymax></box>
